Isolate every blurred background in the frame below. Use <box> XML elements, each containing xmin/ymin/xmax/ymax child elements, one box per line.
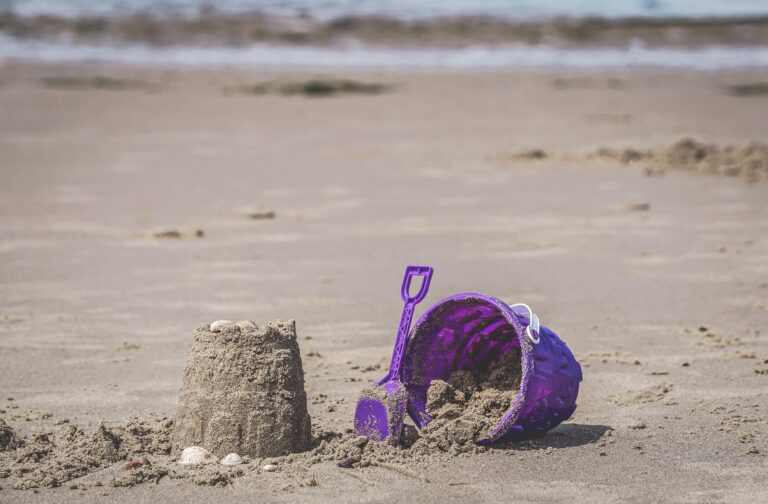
<box><xmin>1</xmin><ymin>0</ymin><xmax>768</xmax><ymax>67</ymax></box>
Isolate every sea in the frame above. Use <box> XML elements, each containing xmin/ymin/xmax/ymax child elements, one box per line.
<box><xmin>2</xmin><ymin>0</ymin><xmax>768</xmax><ymax>69</ymax></box>
<box><xmin>4</xmin><ymin>0</ymin><xmax>768</xmax><ymax>20</ymax></box>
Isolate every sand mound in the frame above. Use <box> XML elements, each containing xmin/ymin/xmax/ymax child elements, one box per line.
<box><xmin>0</xmin><ymin>417</ymin><xmax>173</xmax><ymax>489</ymax></box>
<box><xmin>663</xmin><ymin>139</ymin><xmax>768</xmax><ymax>179</ymax></box>
<box><xmin>0</xmin><ymin>416</ymin><xmax>255</xmax><ymax>489</ymax></box>
<box><xmin>594</xmin><ymin>138</ymin><xmax>768</xmax><ymax>180</ymax></box>
<box><xmin>172</xmin><ymin>319</ymin><xmax>312</xmax><ymax>458</ymax></box>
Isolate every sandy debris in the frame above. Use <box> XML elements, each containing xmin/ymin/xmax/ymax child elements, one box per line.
<box><xmin>152</xmin><ymin>228</ymin><xmax>204</xmax><ymax>239</ymax></box>
<box><xmin>0</xmin><ymin>417</ymin><xmax>172</xmax><ymax>489</ymax></box>
<box><xmin>511</xmin><ymin>148</ymin><xmax>548</xmax><ymax>160</ymax></box>
<box><xmin>0</xmin><ymin>419</ymin><xmax>17</xmax><ymax>451</ymax></box>
<box><xmin>593</xmin><ymin>138</ymin><xmax>768</xmax><ymax>180</ymax></box>
<box><xmin>247</xmin><ymin>210</ymin><xmax>276</xmax><ymax>220</ymax></box>
<box><xmin>511</xmin><ymin>139</ymin><xmax>768</xmax><ymax>181</ymax></box>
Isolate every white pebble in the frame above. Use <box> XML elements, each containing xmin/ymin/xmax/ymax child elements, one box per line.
<box><xmin>179</xmin><ymin>446</ymin><xmax>217</xmax><ymax>466</ymax></box>
<box><xmin>220</xmin><ymin>453</ymin><xmax>243</xmax><ymax>466</ymax></box>
<box><xmin>210</xmin><ymin>320</ymin><xmax>234</xmax><ymax>332</ymax></box>
<box><xmin>261</xmin><ymin>464</ymin><xmax>278</xmax><ymax>472</ymax></box>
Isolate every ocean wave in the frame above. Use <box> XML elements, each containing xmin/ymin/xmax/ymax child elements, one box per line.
<box><xmin>3</xmin><ymin>35</ymin><xmax>768</xmax><ymax>69</ymax></box>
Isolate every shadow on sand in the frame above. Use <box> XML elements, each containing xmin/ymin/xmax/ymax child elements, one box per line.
<box><xmin>495</xmin><ymin>423</ymin><xmax>613</xmax><ymax>451</ymax></box>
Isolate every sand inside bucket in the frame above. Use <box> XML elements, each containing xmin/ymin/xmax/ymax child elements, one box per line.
<box><xmin>411</xmin><ymin>348</ymin><xmax>523</xmax><ymax>453</ymax></box>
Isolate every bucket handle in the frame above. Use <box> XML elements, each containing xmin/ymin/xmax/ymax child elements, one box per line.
<box><xmin>510</xmin><ymin>303</ymin><xmax>541</xmax><ymax>344</ymax></box>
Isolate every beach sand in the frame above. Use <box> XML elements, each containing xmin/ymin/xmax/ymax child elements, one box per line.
<box><xmin>0</xmin><ymin>61</ymin><xmax>767</xmax><ymax>502</ymax></box>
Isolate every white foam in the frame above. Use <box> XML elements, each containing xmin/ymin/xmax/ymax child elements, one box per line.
<box><xmin>2</xmin><ymin>36</ymin><xmax>768</xmax><ymax>70</ymax></box>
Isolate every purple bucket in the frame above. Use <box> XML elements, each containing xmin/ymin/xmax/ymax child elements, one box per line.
<box><xmin>400</xmin><ymin>292</ymin><xmax>582</xmax><ymax>444</ymax></box>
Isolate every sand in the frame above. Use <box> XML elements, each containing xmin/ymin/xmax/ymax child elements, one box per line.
<box><xmin>416</xmin><ymin>349</ymin><xmax>522</xmax><ymax>452</ymax></box>
<box><xmin>508</xmin><ymin>138</ymin><xmax>768</xmax><ymax>181</ymax></box>
<box><xmin>0</xmin><ymin>339</ymin><xmax>518</xmax><ymax>488</ymax></box>
<box><xmin>0</xmin><ymin>419</ymin><xmax>17</xmax><ymax>452</ymax></box>
<box><xmin>0</xmin><ymin>62</ymin><xmax>767</xmax><ymax>502</ymax></box>
<box><xmin>591</xmin><ymin>138</ymin><xmax>768</xmax><ymax>180</ymax></box>
<box><xmin>172</xmin><ymin>320</ymin><xmax>311</xmax><ymax>458</ymax></box>
<box><xmin>0</xmin><ymin>417</ymin><xmax>173</xmax><ymax>489</ymax></box>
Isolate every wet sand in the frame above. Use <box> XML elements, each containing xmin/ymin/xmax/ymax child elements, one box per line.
<box><xmin>0</xmin><ymin>62</ymin><xmax>767</xmax><ymax>502</ymax></box>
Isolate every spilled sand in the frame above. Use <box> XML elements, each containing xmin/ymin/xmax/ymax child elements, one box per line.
<box><xmin>0</xmin><ymin>62</ymin><xmax>767</xmax><ymax>502</ymax></box>
<box><xmin>511</xmin><ymin>138</ymin><xmax>768</xmax><ymax>181</ymax></box>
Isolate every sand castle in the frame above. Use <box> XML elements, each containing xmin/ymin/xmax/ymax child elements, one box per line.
<box><xmin>172</xmin><ymin>319</ymin><xmax>312</xmax><ymax>458</ymax></box>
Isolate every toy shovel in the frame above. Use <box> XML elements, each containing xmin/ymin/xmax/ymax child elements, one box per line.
<box><xmin>354</xmin><ymin>265</ymin><xmax>433</xmax><ymax>444</ymax></box>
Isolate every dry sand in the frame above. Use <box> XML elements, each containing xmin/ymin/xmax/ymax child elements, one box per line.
<box><xmin>0</xmin><ymin>62</ymin><xmax>767</xmax><ymax>502</ymax></box>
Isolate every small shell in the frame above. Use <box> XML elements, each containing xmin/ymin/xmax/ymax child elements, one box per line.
<box><xmin>220</xmin><ymin>453</ymin><xmax>243</xmax><ymax>466</ymax></box>
<box><xmin>179</xmin><ymin>446</ymin><xmax>217</xmax><ymax>466</ymax></box>
<box><xmin>235</xmin><ymin>320</ymin><xmax>258</xmax><ymax>332</ymax></box>
<box><xmin>209</xmin><ymin>320</ymin><xmax>234</xmax><ymax>333</ymax></box>
<box><xmin>261</xmin><ymin>464</ymin><xmax>278</xmax><ymax>472</ymax></box>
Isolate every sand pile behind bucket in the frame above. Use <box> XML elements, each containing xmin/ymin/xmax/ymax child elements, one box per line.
<box><xmin>172</xmin><ymin>319</ymin><xmax>311</xmax><ymax>459</ymax></box>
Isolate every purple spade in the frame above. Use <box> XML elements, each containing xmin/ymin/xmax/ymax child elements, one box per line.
<box><xmin>354</xmin><ymin>265</ymin><xmax>433</xmax><ymax>444</ymax></box>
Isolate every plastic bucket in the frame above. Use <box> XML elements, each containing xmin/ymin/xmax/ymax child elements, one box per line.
<box><xmin>400</xmin><ymin>292</ymin><xmax>582</xmax><ymax>443</ymax></box>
